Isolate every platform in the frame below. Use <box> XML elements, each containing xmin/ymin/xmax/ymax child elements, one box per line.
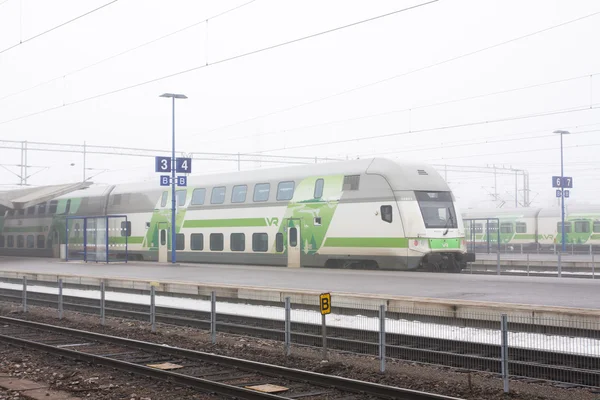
<box><xmin>1</xmin><ymin>256</ymin><xmax>599</xmax><ymax>310</ymax></box>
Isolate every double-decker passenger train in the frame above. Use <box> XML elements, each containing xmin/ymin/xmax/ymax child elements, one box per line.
<box><xmin>0</xmin><ymin>158</ymin><xmax>474</xmax><ymax>272</ymax></box>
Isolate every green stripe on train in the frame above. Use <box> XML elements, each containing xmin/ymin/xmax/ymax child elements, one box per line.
<box><xmin>3</xmin><ymin>226</ymin><xmax>45</xmax><ymax>233</ymax></box>
<box><xmin>323</xmin><ymin>237</ymin><xmax>408</xmax><ymax>248</ymax></box>
<box><xmin>514</xmin><ymin>234</ymin><xmax>536</xmax><ymax>240</ymax></box>
<box><xmin>183</xmin><ymin>218</ymin><xmax>268</xmax><ymax>228</ymax></box>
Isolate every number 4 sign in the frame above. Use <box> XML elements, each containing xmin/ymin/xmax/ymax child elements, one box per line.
<box><xmin>176</xmin><ymin>158</ymin><xmax>192</xmax><ymax>173</ymax></box>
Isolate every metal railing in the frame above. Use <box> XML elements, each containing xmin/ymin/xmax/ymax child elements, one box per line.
<box><xmin>3</xmin><ymin>277</ymin><xmax>600</xmax><ymax>395</ymax></box>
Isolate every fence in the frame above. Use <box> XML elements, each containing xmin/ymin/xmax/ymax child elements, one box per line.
<box><xmin>3</xmin><ymin>277</ymin><xmax>600</xmax><ymax>395</ymax></box>
<box><xmin>467</xmin><ymin>251</ymin><xmax>599</xmax><ymax>278</ymax></box>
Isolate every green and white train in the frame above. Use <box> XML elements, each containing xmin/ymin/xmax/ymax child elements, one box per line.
<box><xmin>0</xmin><ymin>158</ymin><xmax>474</xmax><ymax>272</ymax></box>
<box><xmin>462</xmin><ymin>206</ymin><xmax>600</xmax><ymax>252</ymax></box>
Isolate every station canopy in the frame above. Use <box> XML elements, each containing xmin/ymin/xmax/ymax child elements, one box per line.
<box><xmin>0</xmin><ymin>182</ymin><xmax>93</xmax><ymax>211</ymax></box>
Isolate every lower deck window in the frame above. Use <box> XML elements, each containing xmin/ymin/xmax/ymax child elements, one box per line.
<box><xmin>17</xmin><ymin>235</ymin><xmax>24</xmax><ymax>248</ymax></box>
<box><xmin>190</xmin><ymin>233</ymin><xmax>204</xmax><ymax>250</ymax></box>
<box><xmin>176</xmin><ymin>233</ymin><xmax>185</xmax><ymax>250</ymax></box>
<box><xmin>7</xmin><ymin>236</ymin><xmax>14</xmax><ymax>248</ymax></box>
<box><xmin>276</xmin><ymin>233</ymin><xmax>284</xmax><ymax>252</ymax></box>
<box><xmin>210</xmin><ymin>233</ymin><xmax>224</xmax><ymax>251</ymax></box>
<box><xmin>0</xmin><ymin>235</ymin><xmax>4</xmax><ymax>248</ymax></box>
<box><xmin>37</xmin><ymin>235</ymin><xmax>45</xmax><ymax>249</ymax></box>
<box><xmin>26</xmin><ymin>235</ymin><xmax>34</xmax><ymax>249</ymax></box>
<box><xmin>231</xmin><ymin>233</ymin><xmax>245</xmax><ymax>251</ymax></box>
<box><xmin>252</xmin><ymin>233</ymin><xmax>268</xmax><ymax>252</ymax></box>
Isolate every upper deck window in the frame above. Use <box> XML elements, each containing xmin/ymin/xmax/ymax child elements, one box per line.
<box><xmin>211</xmin><ymin>187</ymin><xmax>226</xmax><ymax>204</ymax></box>
<box><xmin>276</xmin><ymin>181</ymin><xmax>295</xmax><ymax>201</ymax></box>
<box><xmin>231</xmin><ymin>185</ymin><xmax>247</xmax><ymax>203</ymax></box>
<box><xmin>253</xmin><ymin>183</ymin><xmax>270</xmax><ymax>202</ymax></box>
<box><xmin>343</xmin><ymin>175</ymin><xmax>360</xmax><ymax>191</ymax></box>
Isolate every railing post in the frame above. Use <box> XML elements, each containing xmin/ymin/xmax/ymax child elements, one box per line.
<box><xmin>22</xmin><ymin>276</ymin><xmax>27</xmax><ymax>313</ymax></box>
<box><xmin>100</xmin><ymin>281</ymin><xmax>105</xmax><ymax>325</ymax></box>
<box><xmin>379</xmin><ymin>304</ymin><xmax>386</xmax><ymax>373</ymax></box>
<box><xmin>58</xmin><ymin>278</ymin><xmax>63</xmax><ymax>319</ymax></box>
<box><xmin>150</xmin><ymin>286</ymin><xmax>156</xmax><ymax>332</ymax></box>
<box><xmin>210</xmin><ymin>291</ymin><xmax>217</xmax><ymax>344</ymax></box>
<box><xmin>557</xmin><ymin>252</ymin><xmax>562</xmax><ymax>278</ymax></box>
<box><xmin>496</xmin><ymin>251</ymin><xmax>500</xmax><ymax>275</ymax></box>
<box><xmin>526</xmin><ymin>253</ymin><xmax>530</xmax><ymax>277</ymax></box>
<box><xmin>593</xmin><ymin>253</ymin><xmax>595</xmax><ymax>280</ymax></box>
<box><xmin>284</xmin><ymin>297</ymin><xmax>291</xmax><ymax>356</ymax></box>
<box><xmin>501</xmin><ymin>314</ymin><xmax>509</xmax><ymax>393</ymax></box>
<box><xmin>322</xmin><ymin>313</ymin><xmax>328</xmax><ymax>360</ymax></box>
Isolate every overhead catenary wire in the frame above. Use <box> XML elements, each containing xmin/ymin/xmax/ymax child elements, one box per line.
<box><xmin>0</xmin><ymin>0</ymin><xmax>119</xmax><ymax>56</ymax></box>
<box><xmin>0</xmin><ymin>0</ymin><xmax>258</xmax><ymax>103</ymax></box>
<box><xmin>250</xmin><ymin>103</ymin><xmax>600</xmax><ymax>154</ymax></box>
<box><xmin>195</xmin><ymin>9</ymin><xmax>600</xmax><ymax>138</ymax></box>
<box><xmin>197</xmin><ymin>71</ymin><xmax>600</xmax><ymax>146</ymax></box>
<box><xmin>0</xmin><ymin>0</ymin><xmax>439</xmax><ymax>127</ymax></box>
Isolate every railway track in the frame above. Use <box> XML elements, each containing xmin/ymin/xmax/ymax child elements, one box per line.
<box><xmin>0</xmin><ymin>316</ymin><xmax>459</xmax><ymax>400</ymax></box>
<box><xmin>0</xmin><ymin>287</ymin><xmax>599</xmax><ymax>387</ymax></box>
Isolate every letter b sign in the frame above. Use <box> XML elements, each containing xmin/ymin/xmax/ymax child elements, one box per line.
<box><xmin>319</xmin><ymin>293</ymin><xmax>331</xmax><ymax>315</ymax></box>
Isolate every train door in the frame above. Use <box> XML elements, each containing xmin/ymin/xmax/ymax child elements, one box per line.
<box><xmin>157</xmin><ymin>222</ymin><xmax>168</xmax><ymax>263</ymax></box>
<box><xmin>286</xmin><ymin>219</ymin><xmax>301</xmax><ymax>268</ymax></box>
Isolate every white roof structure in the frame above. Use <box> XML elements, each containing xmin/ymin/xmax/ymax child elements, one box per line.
<box><xmin>0</xmin><ymin>182</ymin><xmax>93</xmax><ymax>210</ymax></box>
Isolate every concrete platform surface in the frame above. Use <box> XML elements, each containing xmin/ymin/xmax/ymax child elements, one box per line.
<box><xmin>1</xmin><ymin>257</ymin><xmax>598</xmax><ymax>309</ymax></box>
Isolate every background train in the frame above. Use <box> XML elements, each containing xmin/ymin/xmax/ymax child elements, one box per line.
<box><xmin>0</xmin><ymin>158</ymin><xmax>474</xmax><ymax>272</ymax></box>
<box><xmin>462</xmin><ymin>206</ymin><xmax>600</xmax><ymax>252</ymax></box>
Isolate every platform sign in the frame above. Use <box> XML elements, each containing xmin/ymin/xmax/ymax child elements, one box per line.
<box><xmin>177</xmin><ymin>176</ymin><xmax>187</xmax><ymax>187</ymax></box>
<box><xmin>155</xmin><ymin>156</ymin><xmax>171</xmax><ymax>173</ymax></box>
<box><xmin>319</xmin><ymin>293</ymin><xmax>331</xmax><ymax>315</ymax></box>
<box><xmin>552</xmin><ymin>176</ymin><xmax>573</xmax><ymax>188</ymax></box>
<box><xmin>564</xmin><ymin>190</ymin><xmax>570</xmax><ymax>198</ymax></box>
<box><xmin>176</xmin><ymin>158</ymin><xmax>192</xmax><ymax>174</ymax></box>
<box><xmin>160</xmin><ymin>176</ymin><xmax>170</xmax><ymax>186</ymax></box>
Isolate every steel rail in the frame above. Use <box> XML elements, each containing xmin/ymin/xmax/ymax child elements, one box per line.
<box><xmin>0</xmin><ymin>316</ymin><xmax>462</xmax><ymax>400</ymax></box>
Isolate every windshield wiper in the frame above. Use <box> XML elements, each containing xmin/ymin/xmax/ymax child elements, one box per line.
<box><xmin>443</xmin><ymin>207</ymin><xmax>454</xmax><ymax>236</ymax></box>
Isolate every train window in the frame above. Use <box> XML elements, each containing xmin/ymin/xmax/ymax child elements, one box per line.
<box><xmin>26</xmin><ymin>235</ymin><xmax>34</xmax><ymax>249</ymax></box>
<box><xmin>276</xmin><ymin>181</ymin><xmax>295</xmax><ymax>201</ymax></box>
<box><xmin>176</xmin><ymin>190</ymin><xmax>187</xmax><ymax>207</ymax></box>
<box><xmin>64</xmin><ymin>199</ymin><xmax>71</xmax><ymax>214</ymax></box>
<box><xmin>49</xmin><ymin>200</ymin><xmax>58</xmax><ymax>214</ymax></box>
<box><xmin>594</xmin><ymin>221</ymin><xmax>600</xmax><ymax>233</ymax></box>
<box><xmin>557</xmin><ymin>222</ymin><xmax>572</xmax><ymax>234</ymax></box>
<box><xmin>252</xmin><ymin>233</ymin><xmax>268</xmax><ymax>252</ymax></box>
<box><xmin>18</xmin><ymin>209</ymin><xmax>25</xmax><ymax>216</ymax></box>
<box><xmin>381</xmin><ymin>205</ymin><xmax>393</xmax><ymax>223</ymax></box>
<box><xmin>17</xmin><ymin>235</ymin><xmax>24</xmax><ymax>248</ymax></box>
<box><xmin>210</xmin><ymin>233</ymin><xmax>224</xmax><ymax>251</ymax></box>
<box><xmin>120</xmin><ymin>221</ymin><xmax>131</xmax><ymax>237</ymax></box>
<box><xmin>289</xmin><ymin>228</ymin><xmax>298</xmax><ymax>247</ymax></box>
<box><xmin>487</xmin><ymin>222</ymin><xmax>498</xmax><ymax>232</ymax></box>
<box><xmin>26</xmin><ymin>206</ymin><xmax>35</xmax><ymax>215</ymax></box>
<box><xmin>37</xmin><ymin>235</ymin><xmax>45</xmax><ymax>249</ymax></box>
<box><xmin>6</xmin><ymin>210</ymin><xmax>14</xmax><ymax>217</ymax></box>
<box><xmin>0</xmin><ymin>235</ymin><xmax>4</xmax><ymax>248</ymax></box>
<box><xmin>37</xmin><ymin>203</ymin><xmax>46</xmax><ymax>215</ymax></box>
<box><xmin>253</xmin><ymin>183</ymin><xmax>270</xmax><ymax>202</ymax></box>
<box><xmin>7</xmin><ymin>236</ymin><xmax>14</xmax><ymax>248</ymax></box>
<box><xmin>74</xmin><ymin>223</ymin><xmax>81</xmax><ymax>238</ymax></box>
<box><xmin>176</xmin><ymin>233</ymin><xmax>185</xmax><ymax>250</ymax></box>
<box><xmin>516</xmin><ymin>222</ymin><xmax>527</xmax><ymax>233</ymax></box>
<box><xmin>211</xmin><ymin>187</ymin><xmax>226</xmax><ymax>204</ymax></box>
<box><xmin>314</xmin><ymin>217</ymin><xmax>322</xmax><ymax>226</ymax></box>
<box><xmin>276</xmin><ymin>233</ymin><xmax>284</xmax><ymax>252</ymax></box>
<box><xmin>575</xmin><ymin>221</ymin><xmax>590</xmax><ymax>233</ymax></box>
<box><xmin>160</xmin><ymin>191</ymin><xmax>168</xmax><ymax>208</ymax></box>
<box><xmin>474</xmin><ymin>223</ymin><xmax>483</xmax><ymax>232</ymax></box>
<box><xmin>500</xmin><ymin>223</ymin><xmax>513</xmax><ymax>234</ymax></box>
<box><xmin>190</xmin><ymin>233</ymin><xmax>204</xmax><ymax>250</ymax></box>
<box><xmin>160</xmin><ymin>230</ymin><xmax>167</xmax><ymax>246</ymax></box>
<box><xmin>112</xmin><ymin>194</ymin><xmax>122</xmax><ymax>206</ymax></box>
<box><xmin>314</xmin><ymin>178</ymin><xmax>324</xmax><ymax>199</ymax></box>
<box><xmin>343</xmin><ymin>175</ymin><xmax>360</xmax><ymax>191</ymax></box>
<box><xmin>231</xmin><ymin>185</ymin><xmax>248</xmax><ymax>203</ymax></box>
<box><xmin>191</xmin><ymin>188</ymin><xmax>206</xmax><ymax>205</ymax></box>
<box><xmin>230</xmin><ymin>233</ymin><xmax>245</xmax><ymax>251</ymax></box>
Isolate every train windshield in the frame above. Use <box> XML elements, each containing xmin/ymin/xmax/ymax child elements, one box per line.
<box><xmin>415</xmin><ymin>191</ymin><xmax>458</xmax><ymax>229</ymax></box>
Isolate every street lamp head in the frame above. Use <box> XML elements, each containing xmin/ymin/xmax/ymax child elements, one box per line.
<box><xmin>553</xmin><ymin>130</ymin><xmax>570</xmax><ymax>135</ymax></box>
<box><xmin>160</xmin><ymin>93</ymin><xmax>188</xmax><ymax>99</ymax></box>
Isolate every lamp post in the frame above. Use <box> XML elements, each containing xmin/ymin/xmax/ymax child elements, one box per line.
<box><xmin>160</xmin><ymin>93</ymin><xmax>187</xmax><ymax>264</ymax></box>
<box><xmin>554</xmin><ymin>130</ymin><xmax>570</xmax><ymax>253</ymax></box>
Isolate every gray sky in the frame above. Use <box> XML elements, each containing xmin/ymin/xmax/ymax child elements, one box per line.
<box><xmin>1</xmin><ymin>0</ymin><xmax>599</xmax><ymax>209</ymax></box>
